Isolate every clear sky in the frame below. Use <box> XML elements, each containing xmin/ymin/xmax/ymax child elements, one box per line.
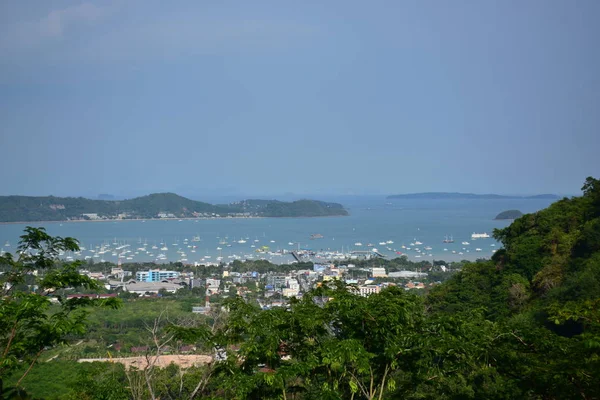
<box><xmin>1</xmin><ymin>0</ymin><xmax>598</xmax><ymax>198</ymax></box>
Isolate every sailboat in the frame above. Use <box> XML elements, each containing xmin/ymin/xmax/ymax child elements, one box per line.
<box><xmin>443</xmin><ymin>235</ymin><xmax>455</xmax><ymax>243</ymax></box>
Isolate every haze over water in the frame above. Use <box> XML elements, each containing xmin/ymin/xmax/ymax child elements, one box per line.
<box><xmin>0</xmin><ymin>197</ymin><xmax>555</xmax><ymax>264</ymax></box>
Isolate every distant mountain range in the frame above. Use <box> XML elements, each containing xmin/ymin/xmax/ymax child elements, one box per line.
<box><xmin>386</xmin><ymin>192</ymin><xmax>560</xmax><ymax>200</ymax></box>
<box><xmin>0</xmin><ymin>193</ymin><xmax>349</xmax><ymax>223</ymax></box>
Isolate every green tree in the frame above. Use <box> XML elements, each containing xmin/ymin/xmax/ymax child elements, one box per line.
<box><xmin>0</xmin><ymin>227</ymin><xmax>120</xmax><ymax>396</ymax></box>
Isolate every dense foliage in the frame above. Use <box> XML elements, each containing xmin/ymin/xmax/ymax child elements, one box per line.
<box><xmin>0</xmin><ymin>227</ymin><xmax>121</xmax><ymax>396</ymax></box>
<box><xmin>2</xmin><ymin>177</ymin><xmax>599</xmax><ymax>399</ymax></box>
<box><xmin>0</xmin><ymin>193</ymin><xmax>348</xmax><ymax>222</ymax></box>
<box><xmin>233</xmin><ymin>199</ymin><xmax>349</xmax><ymax>217</ymax></box>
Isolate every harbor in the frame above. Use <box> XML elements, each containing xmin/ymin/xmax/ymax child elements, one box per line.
<box><xmin>0</xmin><ymin>196</ymin><xmax>555</xmax><ymax>265</ymax></box>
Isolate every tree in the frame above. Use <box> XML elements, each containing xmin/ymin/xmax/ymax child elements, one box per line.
<box><xmin>0</xmin><ymin>227</ymin><xmax>121</xmax><ymax>396</ymax></box>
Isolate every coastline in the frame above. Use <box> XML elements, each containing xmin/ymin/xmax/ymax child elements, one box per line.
<box><xmin>0</xmin><ymin>216</ymin><xmax>264</xmax><ymax>225</ymax></box>
<box><xmin>0</xmin><ymin>214</ymin><xmax>349</xmax><ymax>226</ymax></box>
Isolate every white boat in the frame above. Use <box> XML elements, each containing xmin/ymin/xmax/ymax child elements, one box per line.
<box><xmin>386</xmin><ymin>240</ymin><xmax>394</xmax><ymax>244</ymax></box>
<box><xmin>462</xmin><ymin>241</ymin><xmax>470</xmax><ymax>245</ymax></box>
<box><xmin>443</xmin><ymin>235</ymin><xmax>455</xmax><ymax>243</ymax></box>
<box><xmin>238</xmin><ymin>239</ymin><xmax>247</xmax><ymax>244</ymax></box>
<box><xmin>475</xmin><ymin>248</ymin><xmax>482</xmax><ymax>252</ymax></box>
<box><xmin>354</xmin><ymin>242</ymin><xmax>363</xmax><ymax>246</ymax></box>
<box><xmin>471</xmin><ymin>232</ymin><xmax>490</xmax><ymax>239</ymax></box>
<box><xmin>414</xmin><ymin>241</ymin><xmax>423</xmax><ymax>245</ymax></box>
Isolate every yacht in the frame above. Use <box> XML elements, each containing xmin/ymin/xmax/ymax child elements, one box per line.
<box><xmin>461</xmin><ymin>241</ymin><xmax>470</xmax><ymax>245</ymax></box>
<box><xmin>354</xmin><ymin>242</ymin><xmax>363</xmax><ymax>246</ymax></box>
<box><xmin>471</xmin><ymin>232</ymin><xmax>490</xmax><ymax>239</ymax></box>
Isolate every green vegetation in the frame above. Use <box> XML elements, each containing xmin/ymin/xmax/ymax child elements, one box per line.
<box><xmin>229</xmin><ymin>199</ymin><xmax>349</xmax><ymax>217</ymax></box>
<box><xmin>0</xmin><ymin>227</ymin><xmax>120</xmax><ymax>396</ymax></box>
<box><xmin>0</xmin><ymin>193</ymin><xmax>348</xmax><ymax>222</ymax></box>
<box><xmin>494</xmin><ymin>209</ymin><xmax>524</xmax><ymax>220</ymax></box>
<box><xmin>387</xmin><ymin>192</ymin><xmax>559</xmax><ymax>200</ymax></box>
<box><xmin>2</xmin><ymin>177</ymin><xmax>599</xmax><ymax>399</ymax></box>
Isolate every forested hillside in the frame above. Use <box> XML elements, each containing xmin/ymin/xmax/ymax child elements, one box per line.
<box><xmin>0</xmin><ymin>193</ymin><xmax>348</xmax><ymax>222</ymax></box>
<box><xmin>1</xmin><ymin>178</ymin><xmax>598</xmax><ymax>399</ymax></box>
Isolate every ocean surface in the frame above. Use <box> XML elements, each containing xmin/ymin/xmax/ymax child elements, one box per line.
<box><xmin>0</xmin><ymin>197</ymin><xmax>557</xmax><ymax>265</ymax></box>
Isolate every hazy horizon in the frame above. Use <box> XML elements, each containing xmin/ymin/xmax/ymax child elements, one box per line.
<box><xmin>0</xmin><ymin>189</ymin><xmax>576</xmax><ymax>204</ymax></box>
<box><xmin>1</xmin><ymin>1</ymin><xmax>598</xmax><ymax>197</ymax></box>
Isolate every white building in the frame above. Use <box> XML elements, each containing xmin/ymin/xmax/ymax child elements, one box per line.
<box><xmin>136</xmin><ymin>269</ymin><xmax>180</xmax><ymax>282</ymax></box>
<box><xmin>358</xmin><ymin>285</ymin><xmax>381</xmax><ymax>297</ymax></box>
<box><xmin>124</xmin><ymin>281</ymin><xmax>182</xmax><ymax>295</ymax></box>
<box><xmin>388</xmin><ymin>271</ymin><xmax>428</xmax><ymax>278</ymax></box>
<box><xmin>205</xmin><ymin>278</ymin><xmax>221</xmax><ymax>294</ymax></box>
<box><xmin>371</xmin><ymin>267</ymin><xmax>387</xmax><ymax>278</ymax></box>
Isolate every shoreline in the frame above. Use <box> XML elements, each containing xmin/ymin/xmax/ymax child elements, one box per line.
<box><xmin>0</xmin><ymin>216</ymin><xmax>265</xmax><ymax>225</ymax></box>
<box><xmin>0</xmin><ymin>214</ymin><xmax>349</xmax><ymax>226</ymax></box>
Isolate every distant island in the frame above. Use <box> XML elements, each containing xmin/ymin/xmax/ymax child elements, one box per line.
<box><xmin>387</xmin><ymin>192</ymin><xmax>559</xmax><ymax>200</ymax></box>
<box><xmin>0</xmin><ymin>193</ymin><xmax>349</xmax><ymax>223</ymax></box>
<box><xmin>494</xmin><ymin>209</ymin><xmax>524</xmax><ymax>220</ymax></box>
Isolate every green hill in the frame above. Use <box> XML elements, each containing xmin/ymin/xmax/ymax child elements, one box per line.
<box><xmin>425</xmin><ymin>176</ymin><xmax>600</xmax><ymax>397</ymax></box>
<box><xmin>228</xmin><ymin>199</ymin><xmax>349</xmax><ymax>217</ymax></box>
<box><xmin>0</xmin><ymin>193</ymin><xmax>348</xmax><ymax>222</ymax></box>
<box><xmin>494</xmin><ymin>209</ymin><xmax>524</xmax><ymax>220</ymax></box>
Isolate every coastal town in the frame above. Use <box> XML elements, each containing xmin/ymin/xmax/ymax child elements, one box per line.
<box><xmin>77</xmin><ymin>259</ymin><xmax>442</xmax><ymax>313</ymax></box>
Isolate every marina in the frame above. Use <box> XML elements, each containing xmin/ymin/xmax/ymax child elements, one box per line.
<box><xmin>0</xmin><ymin>197</ymin><xmax>555</xmax><ymax>265</ymax></box>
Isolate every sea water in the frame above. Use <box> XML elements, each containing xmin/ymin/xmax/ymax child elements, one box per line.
<box><xmin>0</xmin><ymin>196</ymin><xmax>556</xmax><ymax>264</ymax></box>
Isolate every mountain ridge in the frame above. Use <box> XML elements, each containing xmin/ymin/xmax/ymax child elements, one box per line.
<box><xmin>0</xmin><ymin>193</ymin><xmax>349</xmax><ymax>222</ymax></box>
<box><xmin>387</xmin><ymin>192</ymin><xmax>559</xmax><ymax>200</ymax></box>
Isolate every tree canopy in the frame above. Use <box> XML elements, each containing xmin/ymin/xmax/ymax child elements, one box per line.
<box><xmin>3</xmin><ymin>177</ymin><xmax>599</xmax><ymax>399</ymax></box>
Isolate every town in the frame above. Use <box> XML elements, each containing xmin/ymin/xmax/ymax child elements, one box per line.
<box><xmin>74</xmin><ymin>256</ymin><xmax>456</xmax><ymax>314</ymax></box>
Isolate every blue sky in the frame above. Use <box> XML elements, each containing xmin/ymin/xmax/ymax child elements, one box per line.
<box><xmin>1</xmin><ymin>0</ymin><xmax>598</xmax><ymax>198</ymax></box>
